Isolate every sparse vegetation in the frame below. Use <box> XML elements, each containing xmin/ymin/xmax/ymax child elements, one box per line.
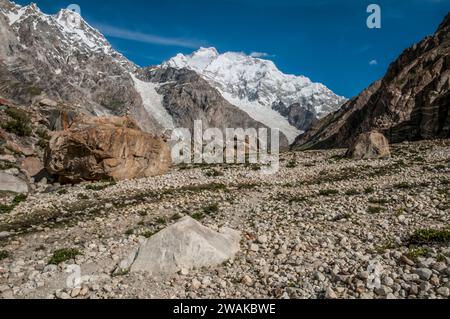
<box><xmin>394</xmin><ymin>182</ymin><xmax>413</xmax><ymax>189</ymax></box>
<box><xmin>191</xmin><ymin>212</ymin><xmax>205</xmax><ymax>221</ymax></box>
<box><xmin>406</xmin><ymin>247</ymin><xmax>429</xmax><ymax>260</ymax></box>
<box><xmin>333</xmin><ymin>213</ymin><xmax>352</xmax><ymax>222</ymax></box>
<box><xmin>286</xmin><ymin>160</ymin><xmax>297</xmax><ymax>168</ymax></box>
<box><xmin>2</xmin><ymin>107</ymin><xmax>32</xmax><ymax>137</ymax></box>
<box><xmin>202</xmin><ymin>203</ymin><xmax>219</xmax><ymax>215</ymax></box>
<box><xmin>170</xmin><ymin>213</ymin><xmax>182</xmax><ymax>221</ymax></box>
<box><xmin>77</xmin><ymin>193</ymin><xmax>90</xmax><ymax>200</ymax></box>
<box><xmin>124</xmin><ymin>229</ymin><xmax>134</xmax><ymax>236</ymax></box>
<box><xmin>0</xmin><ymin>204</ymin><xmax>14</xmax><ymax>214</ymax></box>
<box><xmin>142</xmin><ymin>230</ymin><xmax>160</xmax><ymax>239</ymax></box>
<box><xmin>155</xmin><ymin>217</ymin><xmax>166</xmax><ymax>225</ymax></box>
<box><xmin>376</xmin><ymin>240</ymin><xmax>397</xmax><ymax>254</ymax></box>
<box><xmin>408</xmin><ymin>227</ymin><xmax>450</xmax><ymax>245</ymax></box>
<box><xmin>319</xmin><ymin>189</ymin><xmax>339</xmax><ymax>196</ymax></box>
<box><xmin>288</xmin><ymin>196</ymin><xmax>307</xmax><ymax>204</ymax></box>
<box><xmin>364</xmin><ymin>187</ymin><xmax>375</xmax><ymax>194</ymax></box>
<box><xmin>179</xmin><ymin>183</ymin><xmax>227</xmax><ymax>193</ymax></box>
<box><xmin>112</xmin><ymin>268</ymin><xmax>130</xmax><ymax>277</ymax></box>
<box><xmin>0</xmin><ymin>250</ymin><xmax>9</xmax><ymax>260</ymax></box>
<box><xmin>48</xmin><ymin>248</ymin><xmax>81</xmax><ymax>265</ymax></box>
<box><xmin>86</xmin><ymin>181</ymin><xmax>116</xmax><ymax>191</ymax></box>
<box><xmin>368</xmin><ymin>197</ymin><xmax>390</xmax><ymax>205</ymax></box>
<box><xmin>205</xmin><ymin>169</ymin><xmax>224</xmax><ymax>177</ymax></box>
<box><xmin>26</xmin><ymin>86</ymin><xmax>42</xmax><ymax>96</ymax></box>
<box><xmin>0</xmin><ymin>194</ymin><xmax>27</xmax><ymax>215</ymax></box>
<box><xmin>345</xmin><ymin>189</ymin><xmax>360</xmax><ymax>196</ymax></box>
<box><xmin>368</xmin><ymin>206</ymin><xmax>385</xmax><ymax>214</ymax></box>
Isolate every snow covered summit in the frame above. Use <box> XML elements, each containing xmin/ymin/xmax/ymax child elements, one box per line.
<box><xmin>162</xmin><ymin>47</ymin><xmax>347</xmax><ymax>142</ymax></box>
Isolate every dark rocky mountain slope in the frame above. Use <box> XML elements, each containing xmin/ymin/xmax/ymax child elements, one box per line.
<box><xmin>293</xmin><ymin>13</ymin><xmax>450</xmax><ymax>150</ymax></box>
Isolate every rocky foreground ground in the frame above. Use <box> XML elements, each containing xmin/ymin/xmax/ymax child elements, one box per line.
<box><xmin>0</xmin><ymin>140</ymin><xmax>449</xmax><ymax>299</ymax></box>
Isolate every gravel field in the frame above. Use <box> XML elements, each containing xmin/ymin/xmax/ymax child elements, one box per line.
<box><xmin>0</xmin><ymin>139</ymin><xmax>449</xmax><ymax>299</ymax></box>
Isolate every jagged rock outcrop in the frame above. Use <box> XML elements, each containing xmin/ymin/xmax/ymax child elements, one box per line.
<box><xmin>0</xmin><ymin>1</ymin><xmax>162</xmax><ymax>134</ymax></box>
<box><xmin>272</xmin><ymin>102</ymin><xmax>317</xmax><ymax>131</ymax></box>
<box><xmin>346</xmin><ymin>131</ymin><xmax>391</xmax><ymax>160</ymax></box>
<box><xmin>45</xmin><ymin>116</ymin><xmax>171</xmax><ymax>182</ymax></box>
<box><xmin>121</xmin><ymin>216</ymin><xmax>240</xmax><ymax>275</ymax></box>
<box><xmin>293</xmin><ymin>13</ymin><xmax>450</xmax><ymax>150</ymax></box>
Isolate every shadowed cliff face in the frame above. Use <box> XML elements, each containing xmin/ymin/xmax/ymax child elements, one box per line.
<box><xmin>293</xmin><ymin>13</ymin><xmax>450</xmax><ymax>150</ymax></box>
<box><xmin>138</xmin><ymin>67</ymin><xmax>290</xmax><ymax>150</ymax></box>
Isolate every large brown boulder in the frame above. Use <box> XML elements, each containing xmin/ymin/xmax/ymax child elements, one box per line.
<box><xmin>45</xmin><ymin>116</ymin><xmax>171</xmax><ymax>182</ymax></box>
<box><xmin>346</xmin><ymin>131</ymin><xmax>391</xmax><ymax>160</ymax></box>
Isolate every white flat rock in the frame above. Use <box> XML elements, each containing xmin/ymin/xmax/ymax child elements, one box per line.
<box><xmin>128</xmin><ymin>216</ymin><xmax>240</xmax><ymax>275</ymax></box>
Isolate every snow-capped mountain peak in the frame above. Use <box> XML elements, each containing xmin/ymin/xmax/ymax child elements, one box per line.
<box><xmin>164</xmin><ymin>47</ymin><xmax>219</xmax><ymax>73</ymax></box>
<box><xmin>0</xmin><ymin>1</ymin><xmax>133</xmax><ymax>67</ymax></box>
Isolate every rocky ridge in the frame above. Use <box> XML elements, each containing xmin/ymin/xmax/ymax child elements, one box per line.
<box><xmin>293</xmin><ymin>13</ymin><xmax>450</xmax><ymax>150</ymax></box>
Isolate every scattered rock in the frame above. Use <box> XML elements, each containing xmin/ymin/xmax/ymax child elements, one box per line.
<box><xmin>437</xmin><ymin>287</ymin><xmax>450</xmax><ymax>297</ymax></box>
<box><xmin>414</xmin><ymin>268</ymin><xmax>433</xmax><ymax>281</ymax></box>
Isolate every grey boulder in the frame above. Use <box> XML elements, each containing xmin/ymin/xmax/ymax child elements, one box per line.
<box><xmin>0</xmin><ymin>172</ymin><xmax>29</xmax><ymax>194</ymax></box>
<box><xmin>127</xmin><ymin>217</ymin><xmax>240</xmax><ymax>275</ymax></box>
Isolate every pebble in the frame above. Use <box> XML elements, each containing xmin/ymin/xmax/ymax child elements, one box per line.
<box><xmin>414</xmin><ymin>268</ymin><xmax>433</xmax><ymax>281</ymax></box>
<box><xmin>437</xmin><ymin>287</ymin><xmax>450</xmax><ymax>297</ymax></box>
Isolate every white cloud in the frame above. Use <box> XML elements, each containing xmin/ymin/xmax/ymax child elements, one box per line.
<box><xmin>93</xmin><ymin>23</ymin><xmax>202</xmax><ymax>48</ymax></box>
<box><xmin>250</xmin><ymin>52</ymin><xmax>275</xmax><ymax>58</ymax></box>
<box><xmin>369</xmin><ymin>59</ymin><xmax>378</xmax><ymax>66</ymax></box>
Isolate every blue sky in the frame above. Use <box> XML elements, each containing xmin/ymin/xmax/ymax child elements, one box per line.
<box><xmin>15</xmin><ymin>0</ymin><xmax>450</xmax><ymax>97</ymax></box>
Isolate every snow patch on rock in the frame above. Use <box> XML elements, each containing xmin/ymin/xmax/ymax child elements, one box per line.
<box><xmin>132</xmin><ymin>75</ymin><xmax>175</xmax><ymax>130</ymax></box>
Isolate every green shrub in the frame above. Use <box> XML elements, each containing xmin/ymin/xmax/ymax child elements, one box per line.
<box><xmin>155</xmin><ymin>217</ymin><xmax>166</xmax><ymax>225</ymax></box>
<box><xmin>319</xmin><ymin>189</ymin><xmax>339</xmax><ymax>196</ymax></box>
<box><xmin>408</xmin><ymin>228</ymin><xmax>450</xmax><ymax>245</ymax></box>
<box><xmin>286</xmin><ymin>160</ymin><xmax>297</xmax><ymax>168</ymax></box>
<box><xmin>12</xmin><ymin>194</ymin><xmax>27</xmax><ymax>205</ymax></box>
<box><xmin>202</xmin><ymin>203</ymin><xmax>219</xmax><ymax>215</ymax></box>
<box><xmin>368</xmin><ymin>206</ymin><xmax>385</xmax><ymax>214</ymax></box>
<box><xmin>345</xmin><ymin>189</ymin><xmax>360</xmax><ymax>196</ymax></box>
<box><xmin>2</xmin><ymin>107</ymin><xmax>32</xmax><ymax>137</ymax></box>
<box><xmin>191</xmin><ymin>212</ymin><xmax>205</xmax><ymax>221</ymax></box>
<box><xmin>394</xmin><ymin>182</ymin><xmax>412</xmax><ymax>189</ymax></box>
<box><xmin>85</xmin><ymin>181</ymin><xmax>115</xmax><ymax>191</ymax></box>
<box><xmin>0</xmin><ymin>194</ymin><xmax>27</xmax><ymax>214</ymax></box>
<box><xmin>26</xmin><ymin>86</ymin><xmax>42</xmax><ymax>96</ymax></box>
<box><xmin>364</xmin><ymin>187</ymin><xmax>375</xmax><ymax>194</ymax></box>
<box><xmin>77</xmin><ymin>193</ymin><xmax>89</xmax><ymax>200</ymax></box>
<box><xmin>205</xmin><ymin>169</ymin><xmax>224</xmax><ymax>177</ymax></box>
<box><xmin>48</xmin><ymin>248</ymin><xmax>81</xmax><ymax>265</ymax></box>
<box><xmin>37</xmin><ymin>139</ymin><xmax>49</xmax><ymax>149</ymax></box>
<box><xmin>170</xmin><ymin>213</ymin><xmax>182</xmax><ymax>221</ymax></box>
<box><xmin>0</xmin><ymin>204</ymin><xmax>14</xmax><ymax>214</ymax></box>
<box><xmin>0</xmin><ymin>250</ymin><xmax>9</xmax><ymax>260</ymax></box>
<box><xmin>406</xmin><ymin>247</ymin><xmax>428</xmax><ymax>261</ymax></box>
<box><xmin>368</xmin><ymin>198</ymin><xmax>390</xmax><ymax>205</ymax></box>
